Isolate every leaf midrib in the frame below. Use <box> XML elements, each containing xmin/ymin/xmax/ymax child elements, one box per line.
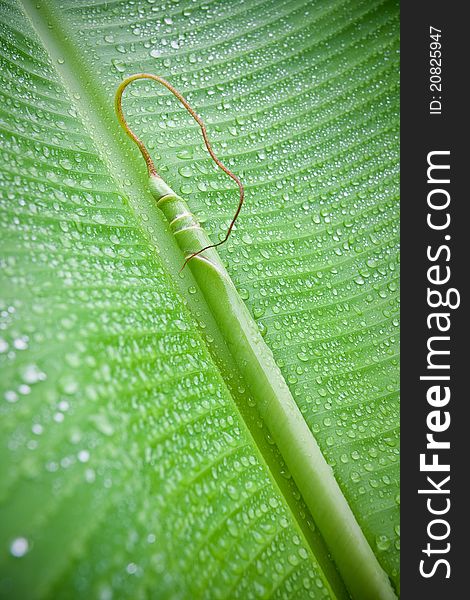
<box><xmin>18</xmin><ymin>2</ymin><xmax>387</xmax><ymax>598</ymax></box>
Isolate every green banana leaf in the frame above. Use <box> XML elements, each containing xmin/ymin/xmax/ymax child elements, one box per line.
<box><xmin>0</xmin><ymin>0</ymin><xmax>399</xmax><ymax>598</ymax></box>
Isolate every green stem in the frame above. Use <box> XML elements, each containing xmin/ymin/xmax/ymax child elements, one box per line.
<box><xmin>149</xmin><ymin>175</ymin><xmax>397</xmax><ymax>600</ymax></box>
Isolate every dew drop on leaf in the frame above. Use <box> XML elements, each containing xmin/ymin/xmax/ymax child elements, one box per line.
<box><xmin>375</xmin><ymin>535</ymin><xmax>391</xmax><ymax>552</ymax></box>
<box><xmin>10</xmin><ymin>537</ymin><xmax>29</xmax><ymax>558</ymax></box>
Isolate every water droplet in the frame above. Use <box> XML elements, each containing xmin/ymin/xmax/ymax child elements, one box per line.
<box><xmin>59</xmin><ymin>375</ymin><xmax>78</xmax><ymax>395</ymax></box>
<box><xmin>10</xmin><ymin>537</ymin><xmax>29</xmax><ymax>558</ymax></box>
<box><xmin>178</xmin><ymin>165</ymin><xmax>192</xmax><ymax>178</ymax></box>
<box><xmin>78</xmin><ymin>450</ymin><xmax>90</xmax><ymax>463</ymax></box>
<box><xmin>375</xmin><ymin>534</ymin><xmax>391</xmax><ymax>551</ymax></box>
<box><xmin>13</xmin><ymin>337</ymin><xmax>28</xmax><ymax>350</ymax></box>
<box><xmin>176</xmin><ymin>149</ymin><xmax>193</xmax><ymax>160</ymax></box>
<box><xmin>4</xmin><ymin>390</ymin><xmax>18</xmax><ymax>403</ymax></box>
<box><xmin>112</xmin><ymin>59</ymin><xmax>125</xmax><ymax>73</ymax></box>
<box><xmin>22</xmin><ymin>364</ymin><xmax>46</xmax><ymax>384</ymax></box>
<box><xmin>288</xmin><ymin>553</ymin><xmax>299</xmax><ymax>566</ymax></box>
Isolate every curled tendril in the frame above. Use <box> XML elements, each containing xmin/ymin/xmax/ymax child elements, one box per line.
<box><xmin>115</xmin><ymin>73</ymin><xmax>245</xmax><ymax>270</ymax></box>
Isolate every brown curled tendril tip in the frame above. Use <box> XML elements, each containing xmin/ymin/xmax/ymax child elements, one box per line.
<box><xmin>115</xmin><ymin>73</ymin><xmax>245</xmax><ymax>270</ymax></box>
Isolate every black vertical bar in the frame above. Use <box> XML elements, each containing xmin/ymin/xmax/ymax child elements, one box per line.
<box><xmin>401</xmin><ymin>2</ymin><xmax>466</xmax><ymax>596</ymax></box>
